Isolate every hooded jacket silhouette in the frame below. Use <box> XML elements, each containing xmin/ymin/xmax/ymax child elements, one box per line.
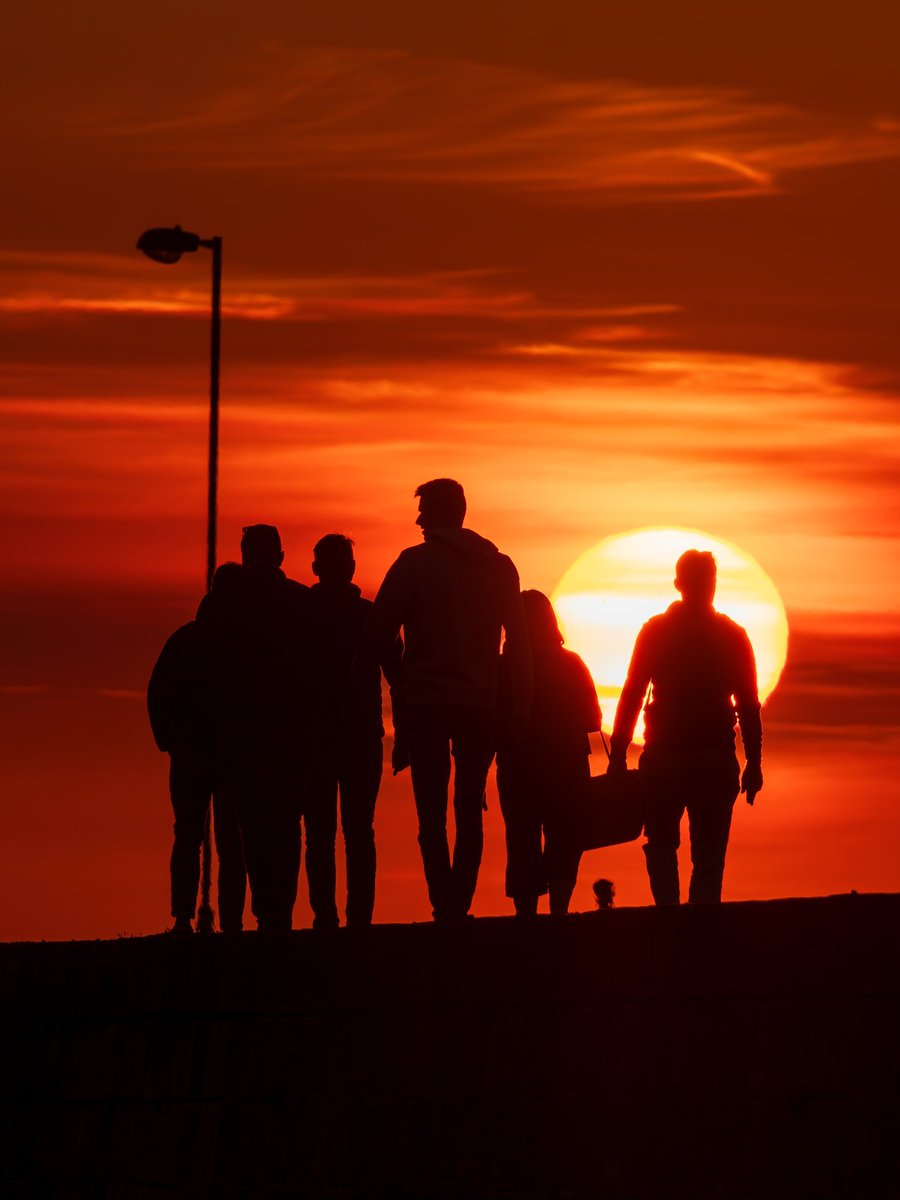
<box><xmin>372</xmin><ymin>527</ymin><xmax>528</xmax><ymax>714</ymax></box>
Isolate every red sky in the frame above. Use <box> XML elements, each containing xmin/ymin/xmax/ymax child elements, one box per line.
<box><xmin>2</xmin><ymin>1</ymin><xmax>899</xmax><ymax>938</ymax></box>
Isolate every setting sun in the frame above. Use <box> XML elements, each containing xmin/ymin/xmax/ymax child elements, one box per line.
<box><xmin>552</xmin><ymin>528</ymin><xmax>789</xmax><ymax>740</ymax></box>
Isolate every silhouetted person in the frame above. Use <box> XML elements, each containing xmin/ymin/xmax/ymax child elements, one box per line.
<box><xmin>497</xmin><ymin>590</ymin><xmax>601</xmax><ymax>917</ymax></box>
<box><xmin>200</xmin><ymin>525</ymin><xmax>316</xmax><ymax>932</ymax></box>
<box><xmin>303</xmin><ymin>534</ymin><xmax>401</xmax><ymax>929</ymax></box>
<box><xmin>360</xmin><ymin>479</ymin><xmax>530</xmax><ymax>923</ymax></box>
<box><xmin>608</xmin><ymin>550</ymin><xmax>763</xmax><ymax>904</ymax></box>
<box><xmin>147</xmin><ymin>562</ymin><xmax>247</xmax><ymax>934</ymax></box>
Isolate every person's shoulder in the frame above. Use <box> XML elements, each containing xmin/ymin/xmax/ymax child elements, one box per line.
<box><xmin>560</xmin><ymin>646</ymin><xmax>591</xmax><ymax>674</ymax></box>
<box><xmin>642</xmin><ymin>609</ymin><xmax>671</xmax><ymax>636</ymax></box>
<box><xmin>714</xmin><ymin>610</ymin><xmax>750</xmax><ymax>639</ymax></box>
<box><xmin>165</xmin><ymin>621</ymin><xmax>196</xmax><ymax>650</ymax></box>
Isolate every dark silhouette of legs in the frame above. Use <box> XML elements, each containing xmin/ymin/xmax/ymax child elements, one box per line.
<box><xmin>212</xmin><ymin>791</ymin><xmax>246</xmax><ymax>932</ymax></box>
<box><xmin>542</xmin><ymin>760</ymin><xmax>589</xmax><ymax>916</ymax></box>
<box><xmin>641</xmin><ymin>751</ymin><xmax>740</xmax><ymax>905</ymax></box>
<box><xmin>225</xmin><ymin>750</ymin><xmax>302</xmax><ymax>931</ymax></box>
<box><xmin>497</xmin><ymin>760</ymin><xmax>545</xmax><ymax>915</ymax></box>
<box><xmin>409</xmin><ymin>720</ymin><xmax>453</xmax><ymax>916</ymax></box>
<box><xmin>642</xmin><ymin>793</ymin><xmax>684</xmax><ymax>905</ymax></box>
<box><xmin>304</xmin><ymin>762</ymin><xmax>340</xmax><ymax>930</ymax></box>
<box><xmin>686</xmin><ymin>787</ymin><xmax>739</xmax><ymax>904</ymax></box>
<box><xmin>339</xmin><ymin>738</ymin><xmax>383</xmax><ymax>926</ymax></box>
<box><xmin>407</xmin><ymin>705</ymin><xmax>494</xmax><ymax>920</ymax></box>
<box><xmin>169</xmin><ymin>750</ymin><xmax>214</xmax><ymax>922</ymax></box>
<box><xmin>305</xmin><ymin>737</ymin><xmax>383</xmax><ymax>928</ymax></box>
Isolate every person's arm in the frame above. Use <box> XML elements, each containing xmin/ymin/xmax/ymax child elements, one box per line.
<box><xmin>499</xmin><ymin>568</ymin><xmax>532</xmax><ymax>734</ymax></box>
<box><xmin>608</xmin><ymin>625</ymin><xmax>653</xmax><ymax>771</ymax></box>
<box><xmin>352</xmin><ymin>556</ymin><xmax>409</xmax><ymax>685</ymax></box>
<box><xmin>147</xmin><ymin>629</ymin><xmax>184</xmax><ymax>753</ymax></box>
<box><xmin>734</xmin><ymin>628</ymin><xmax>763</xmax><ymax>804</ymax></box>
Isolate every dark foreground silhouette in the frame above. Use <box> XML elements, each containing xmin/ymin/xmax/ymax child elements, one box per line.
<box><xmin>2</xmin><ymin>895</ymin><xmax>897</xmax><ymax>1199</ymax></box>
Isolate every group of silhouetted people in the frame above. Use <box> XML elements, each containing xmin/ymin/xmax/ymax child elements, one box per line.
<box><xmin>148</xmin><ymin>478</ymin><xmax>763</xmax><ymax>933</ymax></box>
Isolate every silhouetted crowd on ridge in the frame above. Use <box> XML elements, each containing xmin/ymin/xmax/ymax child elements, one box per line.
<box><xmin>148</xmin><ymin>478</ymin><xmax>764</xmax><ymax>934</ymax></box>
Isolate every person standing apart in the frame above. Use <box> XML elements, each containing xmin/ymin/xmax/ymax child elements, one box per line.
<box><xmin>304</xmin><ymin>534</ymin><xmax>400</xmax><ymax>929</ymax></box>
<box><xmin>361</xmin><ymin>479</ymin><xmax>530</xmax><ymax>924</ymax></box>
<box><xmin>608</xmin><ymin>549</ymin><xmax>763</xmax><ymax>905</ymax></box>
<box><xmin>497</xmin><ymin>590</ymin><xmax>601</xmax><ymax>918</ymax></box>
<box><xmin>147</xmin><ymin>563</ymin><xmax>247</xmax><ymax>934</ymax></box>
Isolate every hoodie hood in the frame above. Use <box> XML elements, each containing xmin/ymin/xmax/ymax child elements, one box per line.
<box><xmin>423</xmin><ymin>527</ymin><xmax>499</xmax><ymax>558</ymax></box>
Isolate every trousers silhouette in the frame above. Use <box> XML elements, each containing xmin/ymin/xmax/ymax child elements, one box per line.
<box><xmin>221</xmin><ymin>744</ymin><xmax>303</xmax><ymax>931</ymax></box>
<box><xmin>169</xmin><ymin>750</ymin><xmax>246</xmax><ymax>930</ymax></box>
<box><xmin>304</xmin><ymin>735</ymin><xmax>383</xmax><ymax>928</ymax></box>
<box><xmin>640</xmin><ymin>749</ymin><xmax>740</xmax><ymax>904</ymax></box>
<box><xmin>406</xmin><ymin>704</ymin><xmax>495</xmax><ymax>920</ymax></box>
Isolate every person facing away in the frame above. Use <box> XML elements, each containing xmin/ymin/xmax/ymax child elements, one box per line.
<box><xmin>497</xmin><ymin>590</ymin><xmax>601</xmax><ymax>918</ymax></box>
<box><xmin>147</xmin><ymin>562</ymin><xmax>247</xmax><ymax>934</ymax></box>
<box><xmin>359</xmin><ymin>478</ymin><xmax>531</xmax><ymax>924</ymax></box>
<box><xmin>303</xmin><ymin>533</ymin><xmax>401</xmax><ymax>929</ymax></box>
<box><xmin>199</xmin><ymin>524</ymin><xmax>317</xmax><ymax>932</ymax></box>
<box><xmin>608</xmin><ymin>549</ymin><xmax>763</xmax><ymax>905</ymax></box>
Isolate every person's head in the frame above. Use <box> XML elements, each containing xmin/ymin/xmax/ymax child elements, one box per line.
<box><xmin>593</xmin><ymin>879</ymin><xmax>616</xmax><ymax>910</ymax></box>
<box><xmin>414</xmin><ymin>478</ymin><xmax>466</xmax><ymax>533</ymax></box>
<box><xmin>312</xmin><ymin>533</ymin><xmax>355</xmax><ymax>585</ymax></box>
<box><xmin>211</xmin><ymin>561</ymin><xmax>243</xmax><ymax>595</ymax></box>
<box><xmin>521</xmin><ymin>589</ymin><xmax>564</xmax><ymax>654</ymax></box>
<box><xmin>674</xmin><ymin>549</ymin><xmax>717</xmax><ymax>608</ymax></box>
<box><xmin>240</xmin><ymin>524</ymin><xmax>284</xmax><ymax>572</ymax></box>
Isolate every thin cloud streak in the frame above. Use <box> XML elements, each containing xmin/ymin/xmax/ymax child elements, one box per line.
<box><xmin>76</xmin><ymin>49</ymin><xmax>900</xmax><ymax>202</ymax></box>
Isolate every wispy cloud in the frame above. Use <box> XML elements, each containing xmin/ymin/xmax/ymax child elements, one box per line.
<box><xmin>77</xmin><ymin>48</ymin><xmax>900</xmax><ymax>202</ymax></box>
<box><xmin>0</xmin><ymin>252</ymin><xmax>681</xmax><ymax>326</ymax></box>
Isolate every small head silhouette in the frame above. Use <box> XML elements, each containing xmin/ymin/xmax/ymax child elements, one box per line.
<box><xmin>674</xmin><ymin>549</ymin><xmax>717</xmax><ymax>608</ymax></box>
<box><xmin>521</xmin><ymin>589</ymin><xmax>564</xmax><ymax>655</ymax></box>
<box><xmin>414</xmin><ymin>478</ymin><xmax>466</xmax><ymax>533</ymax></box>
<box><xmin>211</xmin><ymin>561</ymin><xmax>243</xmax><ymax>595</ymax></box>
<box><xmin>593</xmin><ymin>878</ymin><xmax>616</xmax><ymax>910</ymax></box>
<box><xmin>241</xmin><ymin>524</ymin><xmax>284</xmax><ymax>572</ymax></box>
<box><xmin>313</xmin><ymin>533</ymin><xmax>356</xmax><ymax>585</ymax></box>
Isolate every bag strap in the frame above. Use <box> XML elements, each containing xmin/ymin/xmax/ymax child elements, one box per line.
<box><xmin>599</xmin><ymin>729</ymin><xmax>611</xmax><ymax>759</ymax></box>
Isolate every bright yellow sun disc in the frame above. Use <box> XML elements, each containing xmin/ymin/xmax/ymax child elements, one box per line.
<box><xmin>551</xmin><ymin>528</ymin><xmax>789</xmax><ymax>742</ymax></box>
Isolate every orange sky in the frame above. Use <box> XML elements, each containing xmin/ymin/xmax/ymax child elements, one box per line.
<box><xmin>2</xmin><ymin>1</ymin><xmax>899</xmax><ymax>938</ymax></box>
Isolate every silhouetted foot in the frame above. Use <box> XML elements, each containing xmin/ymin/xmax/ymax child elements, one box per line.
<box><xmin>513</xmin><ymin>896</ymin><xmax>539</xmax><ymax>920</ymax></box>
<box><xmin>169</xmin><ymin>918</ymin><xmax>194</xmax><ymax>936</ymax></box>
<box><xmin>312</xmin><ymin>916</ymin><xmax>340</xmax><ymax>932</ymax></box>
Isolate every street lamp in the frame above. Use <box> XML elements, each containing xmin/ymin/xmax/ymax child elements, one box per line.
<box><xmin>137</xmin><ymin>225</ymin><xmax>222</xmax><ymax>592</ymax></box>
<box><xmin>138</xmin><ymin>224</ymin><xmax>222</xmax><ymax>936</ymax></box>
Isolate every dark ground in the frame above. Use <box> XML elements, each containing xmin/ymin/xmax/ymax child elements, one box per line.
<box><xmin>1</xmin><ymin>894</ymin><xmax>898</xmax><ymax>1199</ymax></box>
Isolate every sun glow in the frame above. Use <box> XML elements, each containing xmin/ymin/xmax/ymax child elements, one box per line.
<box><xmin>551</xmin><ymin>528</ymin><xmax>789</xmax><ymax>742</ymax></box>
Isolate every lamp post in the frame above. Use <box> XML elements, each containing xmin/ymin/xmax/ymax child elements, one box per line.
<box><xmin>137</xmin><ymin>225</ymin><xmax>222</xmax><ymax>592</ymax></box>
<box><xmin>138</xmin><ymin>225</ymin><xmax>222</xmax><ymax>935</ymax></box>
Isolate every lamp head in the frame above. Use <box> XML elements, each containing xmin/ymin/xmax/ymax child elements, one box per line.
<box><xmin>137</xmin><ymin>225</ymin><xmax>201</xmax><ymax>265</ymax></box>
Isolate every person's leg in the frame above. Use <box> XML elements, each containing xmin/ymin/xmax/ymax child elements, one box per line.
<box><xmin>497</xmin><ymin>758</ymin><xmax>546</xmax><ymax>916</ymax></box>
<box><xmin>304</xmin><ymin>749</ymin><xmax>340</xmax><ymax>930</ymax></box>
<box><xmin>640</xmin><ymin>755</ymin><xmax>685</xmax><ymax>906</ymax></box>
<box><xmin>169</xmin><ymin>751</ymin><xmax>213</xmax><ymax>924</ymax></box>
<box><xmin>212</xmin><ymin>787</ymin><xmax>246</xmax><ymax>933</ymax></box>
<box><xmin>686</xmin><ymin>756</ymin><xmax>740</xmax><ymax>904</ymax></box>
<box><xmin>448</xmin><ymin>710</ymin><xmax>495</xmax><ymax>917</ymax></box>
<box><xmin>546</xmin><ymin>839</ymin><xmax>583</xmax><ymax>917</ymax></box>
<box><xmin>543</xmin><ymin>759</ymin><xmax>589</xmax><ymax>916</ymax></box>
<box><xmin>339</xmin><ymin>736</ymin><xmax>383</xmax><ymax>927</ymax></box>
<box><xmin>407</xmin><ymin>706</ymin><xmax>453</xmax><ymax>919</ymax></box>
<box><xmin>226</xmin><ymin>748</ymin><xmax>300</xmax><ymax>932</ymax></box>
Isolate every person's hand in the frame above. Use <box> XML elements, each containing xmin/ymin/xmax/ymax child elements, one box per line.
<box><xmin>741</xmin><ymin>762</ymin><xmax>763</xmax><ymax>806</ymax></box>
<box><xmin>606</xmin><ymin>751</ymin><xmax>628</xmax><ymax>777</ymax></box>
